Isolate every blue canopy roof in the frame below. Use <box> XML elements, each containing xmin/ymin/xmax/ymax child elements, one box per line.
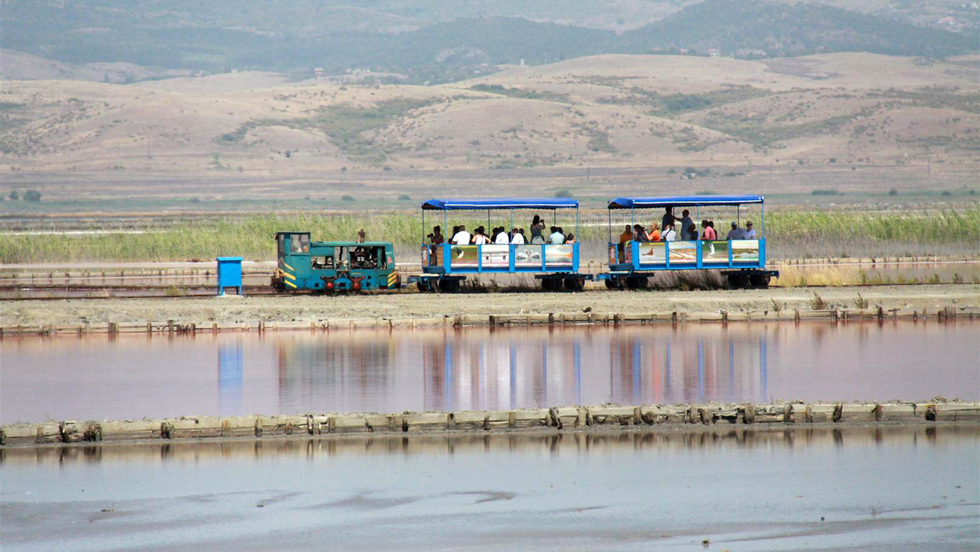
<box><xmin>422</xmin><ymin>198</ymin><xmax>579</xmax><ymax>210</ymax></box>
<box><xmin>607</xmin><ymin>195</ymin><xmax>764</xmax><ymax>209</ymax></box>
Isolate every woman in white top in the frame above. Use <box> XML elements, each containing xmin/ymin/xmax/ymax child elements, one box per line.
<box><xmin>494</xmin><ymin>229</ymin><xmax>510</xmax><ymax>244</ymax></box>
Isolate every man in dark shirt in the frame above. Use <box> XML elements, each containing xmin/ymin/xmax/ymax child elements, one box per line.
<box><xmin>661</xmin><ymin>207</ymin><xmax>674</xmax><ymax>237</ymax></box>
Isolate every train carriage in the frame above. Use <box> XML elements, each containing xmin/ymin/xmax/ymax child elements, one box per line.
<box><xmin>416</xmin><ymin>198</ymin><xmax>591</xmax><ymax>291</ymax></box>
<box><xmin>602</xmin><ymin>195</ymin><xmax>778</xmax><ymax>289</ymax></box>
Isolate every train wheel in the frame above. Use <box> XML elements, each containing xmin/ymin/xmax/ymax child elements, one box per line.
<box><xmin>604</xmin><ymin>278</ymin><xmax>617</xmax><ymax>289</ymax></box>
<box><xmin>564</xmin><ymin>277</ymin><xmax>584</xmax><ymax>291</ymax></box>
<box><xmin>541</xmin><ymin>278</ymin><xmax>554</xmax><ymax>291</ymax></box>
<box><xmin>727</xmin><ymin>273</ymin><xmax>749</xmax><ymax>289</ymax></box>
<box><xmin>626</xmin><ymin>276</ymin><xmax>648</xmax><ymax>290</ymax></box>
<box><xmin>749</xmin><ymin>274</ymin><xmax>771</xmax><ymax>288</ymax></box>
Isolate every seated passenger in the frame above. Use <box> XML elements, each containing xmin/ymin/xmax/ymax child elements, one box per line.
<box><xmin>452</xmin><ymin>225</ymin><xmax>471</xmax><ymax>245</ymax></box>
<box><xmin>662</xmin><ymin>223</ymin><xmax>677</xmax><ymax>242</ymax></box>
<box><xmin>510</xmin><ymin>228</ymin><xmax>525</xmax><ymax>245</ymax></box>
<box><xmin>473</xmin><ymin>227</ymin><xmax>488</xmax><ymax>245</ymax></box>
<box><xmin>633</xmin><ymin>224</ymin><xmax>648</xmax><ymax>242</ymax></box>
<box><xmin>495</xmin><ymin>227</ymin><xmax>510</xmax><ymax>244</ymax></box>
<box><xmin>726</xmin><ymin>222</ymin><xmax>744</xmax><ymax>240</ymax></box>
<box><xmin>744</xmin><ymin>221</ymin><xmax>757</xmax><ymax>239</ymax></box>
<box><xmin>648</xmin><ymin>222</ymin><xmax>661</xmax><ymax>242</ymax></box>
<box><xmin>701</xmin><ymin>220</ymin><xmax>716</xmax><ymax>241</ymax></box>
<box><xmin>564</xmin><ymin>233</ymin><xmax>576</xmax><ymax>245</ymax></box>
<box><xmin>619</xmin><ymin>224</ymin><xmax>632</xmax><ymax>245</ymax></box>
<box><xmin>548</xmin><ymin>226</ymin><xmax>565</xmax><ymax>244</ymax></box>
<box><xmin>431</xmin><ymin>226</ymin><xmax>444</xmax><ymax>245</ymax></box>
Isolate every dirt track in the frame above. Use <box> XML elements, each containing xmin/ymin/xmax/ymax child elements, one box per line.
<box><xmin>1</xmin><ymin>284</ymin><xmax>976</xmax><ymax>326</ymax></box>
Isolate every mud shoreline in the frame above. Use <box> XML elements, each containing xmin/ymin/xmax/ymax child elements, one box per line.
<box><xmin>1</xmin><ymin>284</ymin><xmax>976</xmax><ymax>328</ymax></box>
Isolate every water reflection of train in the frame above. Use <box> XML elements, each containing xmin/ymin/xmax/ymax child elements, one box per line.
<box><xmin>272</xmin><ymin>327</ymin><xmax>771</xmax><ymax>414</ymax></box>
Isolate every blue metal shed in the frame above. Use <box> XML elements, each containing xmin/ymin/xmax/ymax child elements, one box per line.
<box><xmin>216</xmin><ymin>257</ymin><xmax>245</xmax><ymax>296</ymax></box>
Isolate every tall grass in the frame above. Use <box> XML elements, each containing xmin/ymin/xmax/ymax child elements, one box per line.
<box><xmin>2</xmin><ymin>208</ymin><xmax>977</xmax><ymax>263</ymax></box>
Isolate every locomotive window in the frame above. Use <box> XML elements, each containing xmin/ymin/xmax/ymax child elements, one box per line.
<box><xmin>290</xmin><ymin>234</ymin><xmax>310</xmax><ymax>254</ymax></box>
<box><xmin>277</xmin><ymin>234</ymin><xmax>286</xmax><ymax>256</ymax></box>
<box><xmin>311</xmin><ymin>256</ymin><xmax>329</xmax><ymax>269</ymax></box>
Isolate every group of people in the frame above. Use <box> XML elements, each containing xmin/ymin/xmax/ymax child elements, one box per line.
<box><xmin>427</xmin><ymin>214</ymin><xmax>576</xmax><ymax>247</ymax></box>
<box><xmin>619</xmin><ymin>207</ymin><xmax>756</xmax><ymax>247</ymax></box>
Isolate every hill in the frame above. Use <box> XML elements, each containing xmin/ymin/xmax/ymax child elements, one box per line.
<box><xmin>2</xmin><ymin>0</ymin><xmax>975</xmax><ymax>83</ymax></box>
<box><xmin>618</xmin><ymin>0</ymin><xmax>977</xmax><ymax>58</ymax></box>
<box><xmin>0</xmin><ymin>53</ymin><xmax>976</xmax><ymax>211</ymax></box>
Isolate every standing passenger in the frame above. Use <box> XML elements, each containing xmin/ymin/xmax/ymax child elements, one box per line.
<box><xmin>529</xmin><ymin>215</ymin><xmax>545</xmax><ymax>244</ymax></box>
<box><xmin>679</xmin><ymin>210</ymin><xmax>696</xmax><ymax>240</ymax></box>
<box><xmin>661</xmin><ymin>207</ymin><xmax>674</xmax><ymax>237</ymax></box>
<box><xmin>357</xmin><ymin>229</ymin><xmax>366</xmax><ymax>243</ymax></box>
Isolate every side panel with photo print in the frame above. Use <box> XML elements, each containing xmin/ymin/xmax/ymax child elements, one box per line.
<box><xmin>637</xmin><ymin>242</ymin><xmax>665</xmax><ymax>264</ymax></box>
<box><xmin>449</xmin><ymin>245</ymin><xmax>479</xmax><ymax>267</ymax></box>
<box><xmin>545</xmin><ymin>245</ymin><xmax>574</xmax><ymax>266</ymax></box>
<box><xmin>481</xmin><ymin>245</ymin><xmax>510</xmax><ymax>268</ymax></box>
<box><xmin>668</xmin><ymin>241</ymin><xmax>697</xmax><ymax>265</ymax></box>
<box><xmin>514</xmin><ymin>245</ymin><xmax>543</xmax><ymax>268</ymax></box>
<box><xmin>731</xmin><ymin>240</ymin><xmax>760</xmax><ymax>262</ymax></box>
<box><xmin>701</xmin><ymin>241</ymin><xmax>730</xmax><ymax>264</ymax></box>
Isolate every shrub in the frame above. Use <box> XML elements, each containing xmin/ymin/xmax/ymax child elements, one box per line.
<box><xmin>554</xmin><ymin>189</ymin><xmax>574</xmax><ymax>198</ymax></box>
<box><xmin>342</xmin><ymin>195</ymin><xmax>356</xmax><ymax>202</ymax></box>
<box><xmin>9</xmin><ymin>190</ymin><xmax>18</xmax><ymax>201</ymax></box>
<box><xmin>811</xmin><ymin>189</ymin><xmax>842</xmax><ymax>196</ymax></box>
<box><xmin>888</xmin><ymin>189</ymin><xmax>898</xmax><ymax>196</ymax></box>
<box><xmin>23</xmin><ymin>189</ymin><xmax>41</xmax><ymax>202</ymax></box>
<box><xmin>398</xmin><ymin>194</ymin><xmax>411</xmax><ymax>201</ymax></box>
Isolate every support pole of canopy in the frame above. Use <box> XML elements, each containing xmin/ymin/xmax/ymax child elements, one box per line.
<box><xmin>421</xmin><ymin>209</ymin><xmax>425</xmax><ymax>245</ymax></box>
<box><xmin>760</xmin><ymin>201</ymin><xmax>765</xmax><ymax>238</ymax></box>
<box><xmin>607</xmin><ymin>208</ymin><xmax>612</xmax><ymax>245</ymax></box>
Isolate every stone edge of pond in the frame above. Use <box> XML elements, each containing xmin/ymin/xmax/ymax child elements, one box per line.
<box><xmin>2</xmin><ymin>306</ymin><xmax>977</xmax><ymax>336</ymax></box>
<box><xmin>2</xmin><ymin>401</ymin><xmax>978</xmax><ymax>448</ymax></box>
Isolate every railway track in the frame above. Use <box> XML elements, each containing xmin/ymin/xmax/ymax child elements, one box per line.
<box><xmin>0</xmin><ymin>284</ymin><xmax>281</xmax><ymax>300</ymax></box>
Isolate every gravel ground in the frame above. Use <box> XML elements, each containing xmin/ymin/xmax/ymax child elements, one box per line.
<box><xmin>1</xmin><ymin>284</ymin><xmax>977</xmax><ymax>326</ymax></box>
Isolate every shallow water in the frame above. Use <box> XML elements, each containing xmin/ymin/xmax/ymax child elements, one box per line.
<box><xmin>1</xmin><ymin>426</ymin><xmax>977</xmax><ymax>552</ymax></box>
<box><xmin>1</xmin><ymin>320</ymin><xmax>977</xmax><ymax>423</ymax></box>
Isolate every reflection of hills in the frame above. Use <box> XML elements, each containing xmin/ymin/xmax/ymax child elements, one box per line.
<box><xmin>277</xmin><ymin>335</ymin><xmax>395</xmax><ymax>413</ymax></box>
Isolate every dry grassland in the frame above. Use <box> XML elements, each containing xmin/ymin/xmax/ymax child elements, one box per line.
<box><xmin>0</xmin><ymin>53</ymin><xmax>977</xmax><ymax>206</ymax></box>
